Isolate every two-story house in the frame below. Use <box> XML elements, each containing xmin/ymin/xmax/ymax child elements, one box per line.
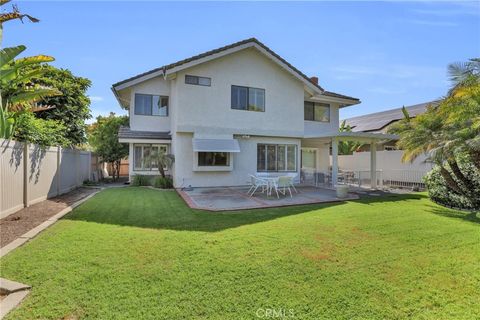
<box><xmin>113</xmin><ymin>38</ymin><xmax>396</xmax><ymax>188</ymax></box>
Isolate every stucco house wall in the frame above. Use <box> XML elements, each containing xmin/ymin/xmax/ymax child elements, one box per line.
<box><xmin>174</xmin><ymin>48</ymin><xmax>305</xmax><ymax>138</ymax></box>
<box><xmin>174</xmin><ymin>133</ymin><xmax>301</xmax><ymax>188</ymax></box>
<box><xmin>128</xmin><ymin>77</ymin><xmax>171</xmax><ymax>132</ymax></box>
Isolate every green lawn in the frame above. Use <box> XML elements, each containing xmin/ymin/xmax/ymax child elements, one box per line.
<box><xmin>1</xmin><ymin>187</ymin><xmax>479</xmax><ymax>319</ymax></box>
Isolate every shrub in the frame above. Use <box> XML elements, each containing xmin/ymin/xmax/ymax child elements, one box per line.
<box><xmin>131</xmin><ymin>175</ymin><xmax>151</xmax><ymax>186</ymax></box>
<box><xmin>153</xmin><ymin>176</ymin><xmax>173</xmax><ymax>189</ymax></box>
<box><xmin>424</xmin><ymin>154</ymin><xmax>480</xmax><ymax>211</ymax></box>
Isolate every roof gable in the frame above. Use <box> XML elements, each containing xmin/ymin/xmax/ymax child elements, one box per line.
<box><xmin>112</xmin><ymin>38</ymin><xmax>322</xmax><ymax>93</ymax></box>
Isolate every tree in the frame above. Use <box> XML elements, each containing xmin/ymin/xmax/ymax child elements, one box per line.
<box><xmin>0</xmin><ymin>1</ymin><xmax>62</xmax><ymax>139</ymax></box>
<box><xmin>14</xmin><ymin>111</ymin><xmax>68</xmax><ymax>147</ymax></box>
<box><xmin>338</xmin><ymin>120</ymin><xmax>363</xmax><ymax>155</ymax></box>
<box><xmin>389</xmin><ymin>58</ymin><xmax>480</xmax><ymax>209</ymax></box>
<box><xmin>27</xmin><ymin>65</ymin><xmax>92</xmax><ymax>146</ymax></box>
<box><xmin>1</xmin><ymin>45</ymin><xmax>61</xmax><ymax>112</ymax></box>
<box><xmin>145</xmin><ymin>148</ymin><xmax>174</xmax><ymax>178</ymax></box>
<box><xmin>88</xmin><ymin>113</ymin><xmax>128</xmax><ymax>181</ymax></box>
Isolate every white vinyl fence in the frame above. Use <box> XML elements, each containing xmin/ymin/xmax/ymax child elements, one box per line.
<box><xmin>0</xmin><ymin>139</ymin><xmax>91</xmax><ymax>218</ymax></box>
<box><xmin>337</xmin><ymin>150</ymin><xmax>433</xmax><ymax>189</ymax></box>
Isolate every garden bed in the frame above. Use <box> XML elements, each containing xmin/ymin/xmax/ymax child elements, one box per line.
<box><xmin>0</xmin><ymin>187</ymin><xmax>99</xmax><ymax>247</ymax></box>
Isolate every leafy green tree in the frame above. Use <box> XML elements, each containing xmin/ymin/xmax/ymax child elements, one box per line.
<box><xmin>88</xmin><ymin>113</ymin><xmax>129</xmax><ymax>181</ymax></box>
<box><xmin>338</xmin><ymin>120</ymin><xmax>363</xmax><ymax>155</ymax></box>
<box><xmin>14</xmin><ymin>111</ymin><xmax>68</xmax><ymax>147</ymax></box>
<box><xmin>28</xmin><ymin>65</ymin><xmax>92</xmax><ymax>146</ymax></box>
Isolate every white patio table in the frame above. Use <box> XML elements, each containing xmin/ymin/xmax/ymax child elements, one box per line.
<box><xmin>261</xmin><ymin>177</ymin><xmax>279</xmax><ymax>197</ymax></box>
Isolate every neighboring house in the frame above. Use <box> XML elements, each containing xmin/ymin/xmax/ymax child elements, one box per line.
<box><xmin>112</xmin><ymin>38</ymin><xmax>395</xmax><ymax>188</ymax></box>
<box><xmin>344</xmin><ymin>100</ymin><xmax>441</xmax><ymax>151</ymax></box>
<box><xmin>338</xmin><ymin>101</ymin><xmax>441</xmax><ymax>188</ymax></box>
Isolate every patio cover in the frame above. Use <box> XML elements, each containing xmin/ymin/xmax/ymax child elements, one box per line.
<box><xmin>192</xmin><ymin>138</ymin><xmax>241</xmax><ymax>153</ymax></box>
<box><xmin>303</xmin><ymin>131</ymin><xmax>399</xmax><ymax>189</ymax></box>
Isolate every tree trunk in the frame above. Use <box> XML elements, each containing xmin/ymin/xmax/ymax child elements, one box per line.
<box><xmin>115</xmin><ymin>160</ymin><xmax>121</xmax><ymax>181</ymax></box>
<box><xmin>439</xmin><ymin>166</ymin><xmax>463</xmax><ymax>195</ymax></box>
<box><xmin>447</xmin><ymin>159</ymin><xmax>475</xmax><ymax>192</ymax></box>
<box><xmin>159</xmin><ymin>165</ymin><xmax>166</xmax><ymax>178</ymax></box>
<box><xmin>468</xmin><ymin>149</ymin><xmax>480</xmax><ymax>171</ymax></box>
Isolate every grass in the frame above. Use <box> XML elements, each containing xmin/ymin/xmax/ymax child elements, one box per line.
<box><xmin>1</xmin><ymin>187</ymin><xmax>479</xmax><ymax>319</ymax></box>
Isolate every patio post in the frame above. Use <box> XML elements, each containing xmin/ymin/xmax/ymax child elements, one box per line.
<box><xmin>331</xmin><ymin>137</ymin><xmax>338</xmax><ymax>187</ymax></box>
<box><xmin>370</xmin><ymin>140</ymin><xmax>377</xmax><ymax>189</ymax></box>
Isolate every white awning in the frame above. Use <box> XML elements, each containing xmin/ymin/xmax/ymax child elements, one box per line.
<box><xmin>192</xmin><ymin>138</ymin><xmax>241</xmax><ymax>153</ymax></box>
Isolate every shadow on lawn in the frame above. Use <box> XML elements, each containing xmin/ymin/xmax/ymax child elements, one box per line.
<box><xmin>427</xmin><ymin>205</ymin><xmax>480</xmax><ymax>224</ymax></box>
<box><xmin>63</xmin><ymin>188</ymin><xmax>437</xmax><ymax>232</ymax></box>
<box><xmin>65</xmin><ymin>199</ymin><xmax>343</xmax><ymax>233</ymax></box>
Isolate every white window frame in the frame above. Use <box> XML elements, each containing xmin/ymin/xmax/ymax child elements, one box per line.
<box><xmin>304</xmin><ymin>101</ymin><xmax>330</xmax><ymax>122</ymax></box>
<box><xmin>133</xmin><ymin>144</ymin><xmax>169</xmax><ymax>171</ymax></box>
<box><xmin>257</xmin><ymin>144</ymin><xmax>297</xmax><ymax>172</ymax></box>
<box><xmin>134</xmin><ymin>93</ymin><xmax>169</xmax><ymax>117</ymax></box>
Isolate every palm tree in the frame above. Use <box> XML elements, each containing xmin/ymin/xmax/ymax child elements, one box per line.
<box><xmin>145</xmin><ymin>149</ymin><xmax>174</xmax><ymax>178</ymax></box>
<box><xmin>390</xmin><ymin>59</ymin><xmax>480</xmax><ymax>207</ymax></box>
<box><xmin>338</xmin><ymin>120</ymin><xmax>363</xmax><ymax>155</ymax></box>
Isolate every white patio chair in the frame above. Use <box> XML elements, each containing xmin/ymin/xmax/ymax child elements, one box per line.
<box><xmin>286</xmin><ymin>173</ymin><xmax>298</xmax><ymax>193</ymax></box>
<box><xmin>247</xmin><ymin>175</ymin><xmax>269</xmax><ymax>197</ymax></box>
<box><xmin>273</xmin><ymin>176</ymin><xmax>293</xmax><ymax>198</ymax></box>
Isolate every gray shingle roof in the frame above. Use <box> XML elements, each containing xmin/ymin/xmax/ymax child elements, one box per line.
<box><xmin>118</xmin><ymin>126</ymin><xmax>171</xmax><ymax>140</ymax></box>
<box><xmin>344</xmin><ymin>100</ymin><xmax>441</xmax><ymax>132</ymax></box>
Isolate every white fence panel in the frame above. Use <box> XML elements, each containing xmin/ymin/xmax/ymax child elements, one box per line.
<box><xmin>338</xmin><ymin>150</ymin><xmax>433</xmax><ymax>173</ymax></box>
<box><xmin>60</xmin><ymin>149</ymin><xmax>77</xmax><ymax>194</ymax></box>
<box><xmin>0</xmin><ymin>139</ymin><xmax>92</xmax><ymax>218</ymax></box>
<box><xmin>29</xmin><ymin>144</ymin><xmax>59</xmax><ymax>205</ymax></box>
<box><xmin>0</xmin><ymin>139</ymin><xmax>25</xmax><ymax>217</ymax></box>
<box><xmin>337</xmin><ymin>150</ymin><xmax>433</xmax><ymax>189</ymax></box>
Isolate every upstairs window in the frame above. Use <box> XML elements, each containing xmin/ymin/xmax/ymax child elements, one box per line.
<box><xmin>231</xmin><ymin>85</ymin><xmax>265</xmax><ymax>112</ymax></box>
<box><xmin>304</xmin><ymin>101</ymin><xmax>330</xmax><ymax>122</ymax></box>
<box><xmin>185</xmin><ymin>75</ymin><xmax>211</xmax><ymax>86</ymax></box>
<box><xmin>134</xmin><ymin>94</ymin><xmax>168</xmax><ymax>116</ymax></box>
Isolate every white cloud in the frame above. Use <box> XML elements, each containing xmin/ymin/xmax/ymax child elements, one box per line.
<box><xmin>332</xmin><ymin>64</ymin><xmax>446</xmax><ymax>81</ymax></box>
<box><xmin>89</xmin><ymin>96</ymin><xmax>104</xmax><ymax>102</ymax></box>
<box><xmin>368</xmin><ymin>87</ymin><xmax>407</xmax><ymax>95</ymax></box>
<box><xmin>403</xmin><ymin>19</ymin><xmax>458</xmax><ymax>27</ymax></box>
<box><xmin>412</xmin><ymin>2</ymin><xmax>480</xmax><ymax>17</ymax></box>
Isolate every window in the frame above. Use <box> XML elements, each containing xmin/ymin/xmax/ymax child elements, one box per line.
<box><xmin>133</xmin><ymin>144</ymin><xmax>168</xmax><ymax>171</ymax></box>
<box><xmin>231</xmin><ymin>86</ymin><xmax>265</xmax><ymax>112</ymax></box>
<box><xmin>304</xmin><ymin>101</ymin><xmax>330</xmax><ymax>122</ymax></box>
<box><xmin>198</xmin><ymin>152</ymin><xmax>229</xmax><ymax>166</ymax></box>
<box><xmin>257</xmin><ymin>144</ymin><xmax>297</xmax><ymax>172</ymax></box>
<box><xmin>185</xmin><ymin>75</ymin><xmax>211</xmax><ymax>86</ymax></box>
<box><xmin>134</xmin><ymin>94</ymin><xmax>168</xmax><ymax>116</ymax></box>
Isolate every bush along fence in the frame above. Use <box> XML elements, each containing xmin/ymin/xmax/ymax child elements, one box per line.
<box><xmin>0</xmin><ymin>139</ymin><xmax>91</xmax><ymax>218</ymax></box>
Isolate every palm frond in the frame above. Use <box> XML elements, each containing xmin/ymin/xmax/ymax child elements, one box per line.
<box><xmin>0</xmin><ymin>45</ymin><xmax>26</xmax><ymax>68</ymax></box>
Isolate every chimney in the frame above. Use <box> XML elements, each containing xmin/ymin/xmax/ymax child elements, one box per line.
<box><xmin>310</xmin><ymin>76</ymin><xmax>318</xmax><ymax>85</ymax></box>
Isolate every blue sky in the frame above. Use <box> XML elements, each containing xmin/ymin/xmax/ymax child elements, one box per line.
<box><xmin>3</xmin><ymin>1</ymin><xmax>480</xmax><ymax>121</ymax></box>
